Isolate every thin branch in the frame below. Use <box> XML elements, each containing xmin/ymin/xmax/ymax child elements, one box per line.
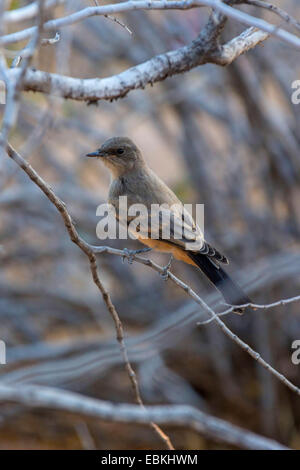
<box><xmin>0</xmin><ymin>383</ymin><xmax>289</xmax><ymax>449</ymax></box>
<box><xmin>245</xmin><ymin>0</ymin><xmax>300</xmax><ymax>33</ymax></box>
<box><xmin>92</xmin><ymin>245</ymin><xmax>300</xmax><ymax>397</ymax></box>
<box><xmin>93</xmin><ymin>0</ymin><xmax>132</xmax><ymax>35</ymax></box>
<box><xmin>4</xmin><ymin>0</ymin><xmax>66</xmax><ymax>24</ymax></box>
<box><xmin>5</xmin><ymin>143</ymin><xmax>173</xmax><ymax>450</ymax></box>
<box><xmin>93</xmin><ymin>246</ymin><xmax>300</xmax><ymax>316</ymax></box>
<box><xmin>3</xmin><ymin>33</ymin><xmax>61</xmax><ymax>58</ymax></box>
<box><xmin>197</xmin><ymin>295</ymin><xmax>300</xmax><ymax>327</ymax></box>
<box><xmin>8</xmin><ymin>26</ymin><xmax>269</xmax><ymax>103</ymax></box>
<box><xmin>0</xmin><ymin>0</ymin><xmax>44</xmax><ymax>167</ymax></box>
<box><xmin>1</xmin><ymin>0</ymin><xmax>300</xmax><ymax>48</ymax></box>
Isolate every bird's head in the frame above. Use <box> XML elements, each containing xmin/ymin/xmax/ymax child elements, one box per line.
<box><xmin>86</xmin><ymin>137</ymin><xmax>144</xmax><ymax>176</ymax></box>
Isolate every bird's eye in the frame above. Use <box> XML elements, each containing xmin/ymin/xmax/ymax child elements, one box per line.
<box><xmin>117</xmin><ymin>148</ymin><xmax>124</xmax><ymax>155</ymax></box>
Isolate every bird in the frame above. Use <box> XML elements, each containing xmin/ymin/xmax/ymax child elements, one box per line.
<box><xmin>86</xmin><ymin>137</ymin><xmax>252</xmax><ymax>313</ymax></box>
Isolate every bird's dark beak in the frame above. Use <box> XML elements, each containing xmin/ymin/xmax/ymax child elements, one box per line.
<box><xmin>86</xmin><ymin>149</ymin><xmax>106</xmax><ymax>158</ymax></box>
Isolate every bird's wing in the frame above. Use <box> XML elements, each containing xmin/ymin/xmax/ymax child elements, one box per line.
<box><xmin>121</xmin><ymin>202</ymin><xmax>228</xmax><ymax>263</ymax></box>
<box><xmin>110</xmin><ymin>174</ymin><xmax>228</xmax><ymax>264</ymax></box>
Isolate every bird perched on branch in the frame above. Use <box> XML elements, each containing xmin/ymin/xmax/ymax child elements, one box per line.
<box><xmin>86</xmin><ymin>137</ymin><xmax>251</xmax><ymax>313</ymax></box>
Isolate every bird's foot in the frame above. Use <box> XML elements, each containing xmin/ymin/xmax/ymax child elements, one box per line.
<box><xmin>160</xmin><ymin>254</ymin><xmax>173</xmax><ymax>281</ymax></box>
<box><xmin>122</xmin><ymin>247</ymin><xmax>152</xmax><ymax>264</ymax></box>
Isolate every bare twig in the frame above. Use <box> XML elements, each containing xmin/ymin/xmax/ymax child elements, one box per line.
<box><xmin>99</xmin><ymin>246</ymin><xmax>300</xmax><ymax>397</ymax></box>
<box><xmin>4</xmin><ymin>0</ymin><xmax>66</xmax><ymax>25</ymax></box>
<box><xmin>5</xmin><ymin>143</ymin><xmax>173</xmax><ymax>450</ymax></box>
<box><xmin>93</xmin><ymin>0</ymin><xmax>132</xmax><ymax>35</ymax></box>
<box><xmin>198</xmin><ymin>294</ymin><xmax>300</xmax><ymax>326</ymax></box>
<box><xmin>1</xmin><ymin>0</ymin><xmax>299</xmax><ymax>48</ymax></box>
<box><xmin>0</xmin><ymin>0</ymin><xmax>44</xmax><ymax>170</ymax></box>
<box><xmin>245</xmin><ymin>0</ymin><xmax>300</xmax><ymax>33</ymax></box>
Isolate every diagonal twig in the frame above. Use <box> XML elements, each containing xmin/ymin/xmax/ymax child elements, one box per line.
<box><xmin>244</xmin><ymin>0</ymin><xmax>300</xmax><ymax>33</ymax></box>
<box><xmin>91</xmin><ymin>246</ymin><xmax>300</xmax><ymax>397</ymax></box>
<box><xmin>93</xmin><ymin>0</ymin><xmax>132</xmax><ymax>35</ymax></box>
<box><xmin>5</xmin><ymin>142</ymin><xmax>174</xmax><ymax>450</ymax></box>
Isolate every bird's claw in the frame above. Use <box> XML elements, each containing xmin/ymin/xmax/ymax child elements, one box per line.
<box><xmin>122</xmin><ymin>247</ymin><xmax>152</xmax><ymax>264</ymax></box>
<box><xmin>160</xmin><ymin>255</ymin><xmax>173</xmax><ymax>281</ymax></box>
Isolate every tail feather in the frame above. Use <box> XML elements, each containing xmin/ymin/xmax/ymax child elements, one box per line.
<box><xmin>188</xmin><ymin>252</ymin><xmax>251</xmax><ymax>314</ymax></box>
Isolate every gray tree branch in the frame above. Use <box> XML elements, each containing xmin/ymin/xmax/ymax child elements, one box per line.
<box><xmin>1</xmin><ymin>0</ymin><xmax>299</xmax><ymax>48</ymax></box>
<box><xmin>8</xmin><ymin>26</ymin><xmax>268</xmax><ymax>103</ymax></box>
<box><xmin>0</xmin><ymin>383</ymin><xmax>289</xmax><ymax>450</ymax></box>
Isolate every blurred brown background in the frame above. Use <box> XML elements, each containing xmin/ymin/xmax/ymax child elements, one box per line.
<box><xmin>0</xmin><ymin>0</ymin><xmax>300</xmax><ymax>449</ymax></box>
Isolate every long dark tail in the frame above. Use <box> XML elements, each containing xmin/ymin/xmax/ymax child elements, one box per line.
<box><xmin>188</xmin><ymin>252</ymin><xmax>251</xmax><ymax>314</ymax></box>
